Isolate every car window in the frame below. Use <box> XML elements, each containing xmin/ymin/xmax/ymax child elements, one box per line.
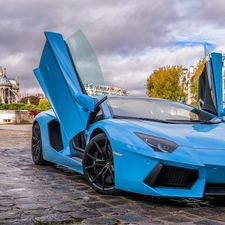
<box><xmin>66</xmin><ymin>30</ymin><xmax>104</xmax><ymax>95</ymax></box>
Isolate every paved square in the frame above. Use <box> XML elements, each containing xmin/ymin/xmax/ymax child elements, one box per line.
<box><xmin>0</xmin><ymin>127</ymin><xmax>225</xmax><ymax>225</ymax></box>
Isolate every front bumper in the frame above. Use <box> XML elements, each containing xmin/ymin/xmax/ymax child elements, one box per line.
<box><xmin>112</xmin><ymin>141</ymin><xmax>225</xmax><ymax>198</ymax></box>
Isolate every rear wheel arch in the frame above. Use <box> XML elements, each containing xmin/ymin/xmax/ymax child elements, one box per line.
<box><xmin>31</xmin><ymin>121</ymin><xmax>53</xmax><ymax>166</ymax></box>
<box><xmin>31</xmin><ymin>122</ymin><xmax>47</xmax><ymax>165</ymax></box>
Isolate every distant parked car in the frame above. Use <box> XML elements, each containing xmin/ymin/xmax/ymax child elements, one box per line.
<box><xmin>29</xmin><ymin>110</ymin><xmax>40</xmax><ymax>117</ymax></box>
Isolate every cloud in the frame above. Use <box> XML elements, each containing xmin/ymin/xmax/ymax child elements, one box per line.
<box><xmin>0</xmin><ymin>0</ymin><xmax>224</xmax><ymax>96</ymax></box>
<box><xmin>99</xmin><ymin>44</ymin><xmax>204</xmax><ymax>96</ymax></box>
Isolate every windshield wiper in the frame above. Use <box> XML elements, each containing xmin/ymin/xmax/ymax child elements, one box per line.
<box><xmin>113</xmin><ymin>116</ymin><xmax>174</xmax><ymax>124</ymax></box>
<box><xmin>138</xmin><ymin>117</ymin><xmax>174</xmax><ymax>124</ymax></box>
<box><xmin>166</xmin><ymin>119</ymin><xmax>221</xmax><ymax>124</ymax></box>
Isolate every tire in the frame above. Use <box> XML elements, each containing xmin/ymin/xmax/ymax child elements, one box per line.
<box><xmin>31</xmin><ymin>123</ymin><xmax>49</xmax><ymax>165</ymax></box>
<box><xmin>83</xmin><ymin>133</ymin><xmax>119</xmax><ymax>195</ymax></box>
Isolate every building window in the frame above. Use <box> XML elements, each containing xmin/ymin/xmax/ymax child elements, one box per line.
<box><xmin>3</xmin><ymin>119</ymin><xmax>12</xmax><ymax>123</ymax></box>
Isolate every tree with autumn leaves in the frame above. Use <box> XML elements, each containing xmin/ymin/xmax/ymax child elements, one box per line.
<box><xmin>146</xmin><ymin>59</ymin><xmax>205</xmax><ymax>105</ymax></box>
<box><xmin>146</xmin><ymin>65</ymin><xmax>186</xmax><ymax>102</ymax></box>
<box><xmin>190</xmin><ymin>58</ymin><xmax>205</xmax><ymax>106</ymax></box>
<box><xmin>38</xmin><ymin>98</ymin><xmax>51</xmax><ymax>110</ymax></box>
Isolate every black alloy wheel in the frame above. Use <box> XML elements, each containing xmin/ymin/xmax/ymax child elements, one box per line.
<box><xmin>31</xmin><ymin>123</ymin><xmax>48</xmax><ymax>165</ymax></box>
<box><xmin>83</xmin><ymin>133</ymin><xmax>118</xmax><ymax>195</ymax></box>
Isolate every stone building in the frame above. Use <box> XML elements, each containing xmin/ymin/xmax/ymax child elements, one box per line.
<box><xmin>0</xmin><ymin>110</ymin><xmax>33</xmax><ymax>124</ymax></box>
<box><xmin>0</xmin><ymin>66</ymin><xmax>21</xmax><ymax>103</ymax></box>
<box><xmin>84</xmin><ymin>83</ymin><xmax>129</xmax><ymax>96</ymax></box>
<box><xmin>181</xmin><ymin>66</ymin><xmax>195</xmax><ymax>104</ymax></box>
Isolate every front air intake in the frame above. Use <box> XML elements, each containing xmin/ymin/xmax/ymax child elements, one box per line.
<box><xmin>144</xmin><ymin>164</ymin><xmax>198</xmax><ymax>189</ymax></box>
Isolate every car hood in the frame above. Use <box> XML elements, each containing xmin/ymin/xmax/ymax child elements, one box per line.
<box><xmin>126</xmin><ymin>119</ymin><xmax>225</xmax><ymax>150</ymax></box>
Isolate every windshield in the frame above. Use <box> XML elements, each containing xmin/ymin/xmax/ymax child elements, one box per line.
<box><xmin>108</xmin><ymin>97</ymin><xmax>220</xmax><ymax>123</ymax></box>
<box><xmin>66</xmin><ymin>30</ymin><xmax>105</xmax><ymax>95</ymax></box>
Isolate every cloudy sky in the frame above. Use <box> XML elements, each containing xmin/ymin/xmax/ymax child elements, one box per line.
<box><xmin>1</xmin><ymin>0</ymin><xmax>225</xmax><ymax>96</ymax></box>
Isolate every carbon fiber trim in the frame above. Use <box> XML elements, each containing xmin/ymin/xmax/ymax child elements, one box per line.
<box><xmin>144</xmin><ymin>164</ymin><xmax>198</xmax><ymax>189</ymax></box>
<box><xmin>48</xmin><ymin>120</ymin><xmax>64</xmax><ymax>151</ymax></box>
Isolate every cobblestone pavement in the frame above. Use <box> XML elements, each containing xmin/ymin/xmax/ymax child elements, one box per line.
<box><xmin>1</xmin><ymin>128</ymin><xmax>225</xmax><ymax>225</ymax></box>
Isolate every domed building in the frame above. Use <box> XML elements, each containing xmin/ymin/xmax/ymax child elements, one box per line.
<box><xmin>0</xmin><ymin>66</ymin><xmax>21</xmax><ymax>103</ymax></box>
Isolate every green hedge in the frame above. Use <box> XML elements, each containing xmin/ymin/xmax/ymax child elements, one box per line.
<box><xmin>0</xmin><ymin>103</ymin><xmax>41</xmax><ymax>110</ymax></box>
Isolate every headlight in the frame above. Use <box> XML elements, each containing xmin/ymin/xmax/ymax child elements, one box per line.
<box><xmin>135</xmin><ymin>132</ymin><xmax>178</xmax><ymax>153</ymax></box>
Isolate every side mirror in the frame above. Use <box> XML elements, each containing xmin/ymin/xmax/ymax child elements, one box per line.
<box><xmin>74</xmin><ymin>93</ymin><xmax>95</xmax><ymax>112</ymax></box>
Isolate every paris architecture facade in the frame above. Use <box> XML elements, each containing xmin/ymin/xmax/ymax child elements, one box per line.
<box><xmin>84</xmin><ymin>83</ymin><xmax>129</xmax><ymax>96</ymax></box>
<box><xmin>0</xmin><ymin>66</ymin><xmax>21</xmax><ymax>103</ymax></box>
<box><xmin>182</xmin><ymin>56</ymin><xmax>225</xmax><ymax>106</ymax></box>
<box><xmin>181</xmin><ymin>66</ymin><xmax>195</xmax><ymax>104</ymax></box>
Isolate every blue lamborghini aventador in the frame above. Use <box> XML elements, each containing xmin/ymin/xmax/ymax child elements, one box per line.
<box><xmin>31</xmin><ymin>30</ymin><xmax>225</xmax><ymax>198</ymax></box>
